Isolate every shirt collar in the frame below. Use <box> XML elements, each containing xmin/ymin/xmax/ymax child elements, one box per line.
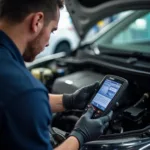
<box><xmin>0</xmin><ymin>30</ymin><xmax>25</xmax><ymax>67</ymax></box>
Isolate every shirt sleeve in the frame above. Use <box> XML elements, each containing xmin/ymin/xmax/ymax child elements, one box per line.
<box><xmin>2</xmin><ymin>89</ymin><xmax>53</xmax><ymax>150</ymax></box>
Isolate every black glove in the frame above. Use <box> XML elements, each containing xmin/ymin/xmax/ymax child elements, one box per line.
<box><xmin>70</xmin><ymin>107</ymin><xmax>113</xmax><ymax>148</ymax></box>
<box><xmin>63</xmin><ymin>82</ymin><xmax>100</xmax><ymax>110</ymax></box>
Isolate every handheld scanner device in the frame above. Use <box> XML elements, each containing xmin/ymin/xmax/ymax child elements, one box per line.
<box><xmin>87</xmin><ymin>75</ymin><xmax>128</xmax><ymax>118</ymax></box>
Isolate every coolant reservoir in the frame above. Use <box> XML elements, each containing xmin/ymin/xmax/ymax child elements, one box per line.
<box><xmin>31</xmin><ymin>68</ymin><xmax>53</xmax><ymax>84</ymax></box>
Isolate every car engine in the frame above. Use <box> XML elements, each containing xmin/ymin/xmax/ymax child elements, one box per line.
<box><xmin>29</xmin><ymin>50</ymin><xmax>150</xmax><ymax>148</ymax></box>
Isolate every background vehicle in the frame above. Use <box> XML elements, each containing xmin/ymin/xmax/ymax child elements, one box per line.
<box><xmin>27</xmin><ymin>0</ymin><xmax>150</xmax><ymax>149</ymax></box>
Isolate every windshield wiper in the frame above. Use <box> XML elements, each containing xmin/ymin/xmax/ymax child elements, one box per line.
<box><xmin>102</xmin><ymin>51</ymin><xmax>147</xmax><ymax>57</ymax></box>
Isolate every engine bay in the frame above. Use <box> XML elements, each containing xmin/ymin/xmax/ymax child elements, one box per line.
<box><xmin>29</xmin><ymin>50</ymin><xmax>150</xmax><ymax>148</ymax></box>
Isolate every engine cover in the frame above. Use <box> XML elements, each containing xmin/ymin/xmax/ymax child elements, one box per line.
<box><xmin>52</xmin><ymin>70</ymin><xmax>104</xmax><ymax>94</ymax></box>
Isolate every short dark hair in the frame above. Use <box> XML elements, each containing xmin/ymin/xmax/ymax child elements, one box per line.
<box><xmin>0</xmin><ymin>0</ymin><xmax>64</xmax><ymax>23</ymax></box>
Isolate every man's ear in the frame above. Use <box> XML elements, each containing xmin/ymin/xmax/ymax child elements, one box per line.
<box><xmin>31</xmin><ymin>12</ymin><xmax>44</xmax><ymax>34</ymax></box>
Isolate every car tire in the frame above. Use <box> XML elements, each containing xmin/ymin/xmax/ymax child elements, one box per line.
<box><xmin>54</xmin><ymin>42</ymin><xmax>71</xmax><ymax>54</ymax></box>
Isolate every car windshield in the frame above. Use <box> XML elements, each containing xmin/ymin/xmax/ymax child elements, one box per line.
<box><xmin>83</xmin><ymin>11</ymin><xmax>134</xmax><ymax>44</ymax></box>
<box><xmin>92</xmin><ymin>10</ymin><xmax>150</xmax><ymax>54</ymax></box>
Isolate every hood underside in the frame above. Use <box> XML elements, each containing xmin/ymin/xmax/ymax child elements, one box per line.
<box><xmin>65</xmin><ymin>0</ymin><xmax>150</xmax><ymax>39</ymax></box>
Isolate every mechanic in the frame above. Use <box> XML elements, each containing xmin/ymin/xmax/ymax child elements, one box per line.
<box><xmin>0</xmin><ymin>0</ymin><xmax>112</xmax><ymax>150</ymax></box>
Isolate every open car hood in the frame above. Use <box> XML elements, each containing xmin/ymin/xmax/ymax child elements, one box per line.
<box><xmin>65</xmin><ymin>0</ymin><xmax>150</xmax><ymax>39</ymax></box>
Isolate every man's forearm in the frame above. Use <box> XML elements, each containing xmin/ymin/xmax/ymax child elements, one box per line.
<box><xmin>49</xmin><ymin>94</ymin><xmax>65</xmax><ymax>113</ymax></box>
<box><xmin>54</xmin><ymin>136</ymin><xmax>79</xmax><ymax>150</ymax></box>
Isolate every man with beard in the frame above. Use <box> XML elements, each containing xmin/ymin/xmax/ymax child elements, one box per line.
<box><xmin>0</xmin><ymin>0</ymin><xmax>112</xmax><ymax>149</ymax></box>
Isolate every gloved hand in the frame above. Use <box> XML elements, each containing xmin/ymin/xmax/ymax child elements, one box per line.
<box><xmin>70</xmin><ymin>107</ymin><xmax>113</xmax><ymax>148</ymax></box>
<box><xmin>62</xmin><ymin>82</ymin><xmax>99</xmax><ymax>110</ymax></box>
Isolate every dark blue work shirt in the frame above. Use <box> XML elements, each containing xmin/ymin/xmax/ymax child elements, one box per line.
<box><xmin>0</xmin><ymin>31</ymin><xmax>53</xmax><ymax>150</ymax></box>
